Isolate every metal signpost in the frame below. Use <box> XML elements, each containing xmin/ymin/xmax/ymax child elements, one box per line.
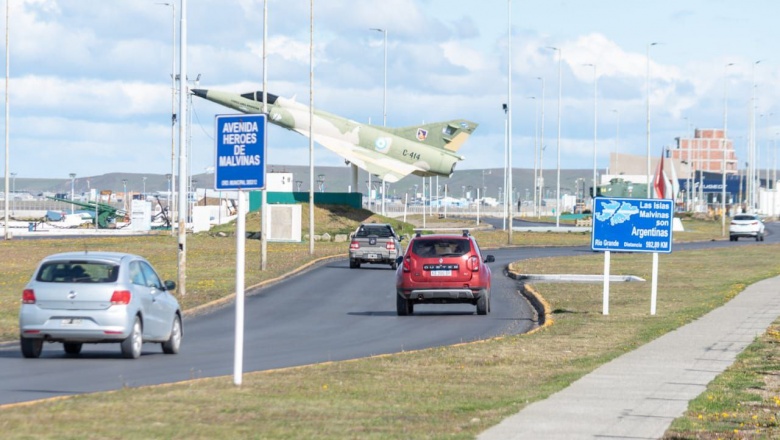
<box><xmin>215</xmin><ymin>113</ymin><xmax>267</xmax><ymax>386</ymax></box>
<box><xmin>591</xmin><ymin>197</ymin><xmax>673</xmax><ymax>315</ymax></box>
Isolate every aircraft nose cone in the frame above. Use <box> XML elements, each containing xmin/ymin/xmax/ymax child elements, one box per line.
<box><xmin>191</xmin><ymin>89</ymin><xmax>207</xmax><ymax>98</ymax></box>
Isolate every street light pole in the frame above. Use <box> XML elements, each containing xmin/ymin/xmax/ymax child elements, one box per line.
<box><xmin>506</xmin><ymin>0</ymin><xmax>513</xmax><ymax>242</ymax></box>
<box><xmin>370</xmin><ymin>27</ymin><xmax>387</xmax><ymax>216</ymax></box>
<box><xmin>157</xmin><ymin>1</ymin><xmax>177</xmax><ymax>237</ymax></box>
<box><xmin>4</xmin><ymin>0</ymin><xmax>10</xmax><ymax>240</ymax></box>
<box><xmin>722</xmin><ymin>62</ymin><xmax>734</xmax><ymax>236</ymax></box>
<box><xmin>537</xmin><ymin>76</ymin><xmax>545</xmax><ymax>217</ymax></box>
<box><xmin>646</xmin><ymin>42</ymin><xmax>658</xmax><ymax>198</ymax></box>
<box><xmin>612</xmin><ymin>109</ymin><xmax>620</xmax><ymax>174</ymax></box>
<box><xmin>10</xmin><ymin>172</ymin><xmax>16</xmax><ymax>215</ymax></box>
<box><xmin>69</xmin><ymin>173</ymin><xmax>76</xmax><ymax>215</ymax></box>
<box><xmin>584</xmin><ymin>63</ymin><xmax>598</xmax><ymax>205</ymax></box>
<box><xmin>546</xmin><ymin>46</ymin><xmax>562</xmax><ymax>227</ymax></box>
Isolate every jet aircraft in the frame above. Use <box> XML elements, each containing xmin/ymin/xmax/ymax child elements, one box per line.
<box><xmin>192</xmin><ymin>89</ymin><xmax>478</xmax><ymax>183</ymax></box>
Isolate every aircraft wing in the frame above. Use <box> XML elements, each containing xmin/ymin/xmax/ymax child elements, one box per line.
<box><xmin>293</xmin><ymin>129</ymin><xmax>418</xmax><ymax>183</ymax></box>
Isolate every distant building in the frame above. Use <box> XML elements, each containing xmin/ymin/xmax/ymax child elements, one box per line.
<box><xmin>671</xmin><ymin>128</ymin><xmax>737</xmax><ymax>175</ymax></box>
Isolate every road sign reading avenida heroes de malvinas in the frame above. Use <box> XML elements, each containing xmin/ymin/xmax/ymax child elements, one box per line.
<box><xmin>215</xmin><ymin>114</ymin><xmax>267</xmax><ymax>191</ymax></box>
<box><xmin>591</xmin><ymin>197</ymin><xmax>673</xmax><ymax>253</ymax></box>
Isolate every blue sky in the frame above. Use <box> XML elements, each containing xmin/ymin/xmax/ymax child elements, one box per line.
<box><xmin>2</xmin><ymin>0</ymin><xmax>779</xmax><ymax>179</ymax></box>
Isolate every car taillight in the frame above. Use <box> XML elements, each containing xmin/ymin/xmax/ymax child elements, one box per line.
<box><xmin>467</xmin><ymin>256</ymin><xmax>480</xmax><ymax>272</ymax></box>
<box><xmin>22</xmin><ymin>289</ymin><xmax>36</xmax><ymax>304</ymax></box>
<box><xmin>386</xmin><ymin>242</ymin><xmax>396</xmax><ymax>251</ymax></box>
<box><xmin>350</xmin><ymin>241</ymin><xmax>360</xmax><ymax>250</ymax></box>
<box><xmin>402</xmin><ymin>256</ymin><xmax>411</xmax><ymax>272</ymax></box>
<box><xmin>110</xmin><ymin>290</ymin><xmax>132</xmax><ymax>305</ymax></box>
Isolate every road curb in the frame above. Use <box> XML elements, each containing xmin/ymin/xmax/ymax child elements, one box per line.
<box><xmin>505</xmin><ymin>267</ymin><xmax>554</xmax><ymax>333</ymax></box>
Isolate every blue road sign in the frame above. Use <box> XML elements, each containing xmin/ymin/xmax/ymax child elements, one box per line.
<box><xmin>591</xmin><ymin>197</ymin><xmax>673</xmax><ymax>253</ymax></box>
<box><xmin>215</xmin><ymin>114</ymin><xmax>267</xmax><ymax>190</ymax></box>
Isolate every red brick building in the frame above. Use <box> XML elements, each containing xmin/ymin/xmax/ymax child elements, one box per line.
<box><xmin>671</xmin><ymin>129</ymin><xmax>737</xmax><ymax>175</ymax></box>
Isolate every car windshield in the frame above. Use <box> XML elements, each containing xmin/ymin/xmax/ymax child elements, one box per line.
<box><xmin>356</xmin><ymin>225</ymin><xmax>394</xmax><ymax>238</ymax></box>
<box><xmin>412</xmin><ymin>238</ymin><xmax>470</xmax><ymax>257</ymax></box>
<box><xmin>36</xmin><ymin>261</ymin><xmax>119</xmax><ymax>283</ymax></box>
<box><xmin>733</xmin><ymin>215</ymin><xmax>758</xmax><ymax>221</ymax></box>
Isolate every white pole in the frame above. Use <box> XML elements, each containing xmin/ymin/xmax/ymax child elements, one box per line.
<box><xmin>233</xmin><ymin>190</ymin><xmax>246</xmax><ymax>385</ymax></box>
<box><xmin>507</xmin><ymin>0</ymin><xmax>513</xmax><ymax>242</ymax></box>
<box><xmin>444</xmin><ymin>185</ymin><xmax>448</xmax><ymax>219</ymax></box>
<box><xmin>422</xmin><ymin>176</ymin><xmax>426</xmax><ymax>229</ymax></box>
<box><xmin>602</xmin><ymin>250</ymin><xmax>610</xmax><ymax>315</ymax></box>
<box><xmin>403</xmin><ymin>193</ymin><xmax>407</xmax><ymax>223</ymax></box>
<box><xmin>308</xmin><ymin>0</ymin><xmax>315</xmax><ymax>255</ymax></box>
<box><xmin>3</xmin><ymin>0</ymin><xmax>9</xmax><ymax>240</ymax></box>
<box><xmin>650</xmin><ymin>252</ymin><xmax>659</xmax><ymax>315</ymax></box>
<box><xmin>177</xmin><ymin>0</ymin><xmax>188</xmax><ymax>295</ymax></box>
<box><xmin>646</xmin><ymin>42</ymin><xmax>658</xmax><ymax>198</ymax></box>
<box><xmin>477</xmin><ymin>188</ymin><xmax>480</xmax><ymax>225</ymax></box>
<box><xmin>260</xmin><ymin>0</ymin><xmax>268</xmax><ymax>270</ymax></box>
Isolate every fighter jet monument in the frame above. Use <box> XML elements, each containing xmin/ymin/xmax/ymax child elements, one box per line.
<box><xmin>192</xmin><ymin>89</ymin><xmax>478</xmax><ymax>183</ymax></box>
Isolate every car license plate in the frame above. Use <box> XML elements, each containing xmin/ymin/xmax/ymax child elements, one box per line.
<box><xmin>367</xmin><ymin>253</ymin><xmax>378</xmax><ymax>260</ymax></box>
<box><xmin>430</xmin><ymin>270</ymin><xmax>452</xmax><ymax>277</ymax></box>
<box><xmin>61</xmin><ymin>318</ymin><xmax>83</xmax><ymax>327</ymax></box>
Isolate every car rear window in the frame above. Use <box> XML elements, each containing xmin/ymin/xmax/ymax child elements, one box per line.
<box><xmin>356</xmin><ymin>226</ymin><xmax>393</xmax><ymax>238</ymax></box>
<box><xmin>36</xmin><ymin>261</ymin><xmax>119</xmax><ymax>283</ymax></box>
<box><xmin>412</xmin><ymin>238</ymin><xmax>471</xmax><ymax>257</ymax></box>
<box><xmin>733</xmin><ymin>215</ymin><xmax>758</xmax><ymax>221</ymax></box>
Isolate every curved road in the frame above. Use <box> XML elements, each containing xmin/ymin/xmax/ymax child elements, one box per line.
<box><xmin>0</xmin><ymin>223</ymin><xmax>776</xmax><ymax>406</ymax></box>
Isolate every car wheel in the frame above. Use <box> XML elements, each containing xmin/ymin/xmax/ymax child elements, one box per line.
<box><xmin>756</xmin><ymin>235</ymin><xmax>760</xmax><ymax>242</ymax></box>
<box><xmin>391</xmin><ymin>261</ymin><xmax>398</xmax><ymax>270</ymax></box>
<box><xmin>162</xmin><ymin>315</ymin><xmax>182</xmax><ymax>355</ymax></box>
<box><xmin>121</xmin><ymin>317</ymin><xmax>143</xmax><ymax>359</ymax></box>
<box><xmin>20</xmin><ymin>336</ymin><xmax>43</xmax><ymax>359</ymax></box>
<box><xmin>349</xmin><ymin>259</ymin><xmax>360</xmax><ymax>269</ymax></box>
<box><xmin>63</xmin><ymin>342</ymin><xmax>83</xmax><ymax>355</ymax></box>
<box><xmin>396</xmin><ymin>293</ymin><xmax>412</xmax><ymax>316</ymax></box>
<box><xmin>733</xmin><ymin>236</ymin><xmax>738</xmax><ymax>241</ymax></box>
<box><xmin>477</xmin><ymin>289</ymin><xmax>489</xmax><ymax>315</ymax></box>
<box><xmin>760</xmin><ymin>234</ymin><xmax>765</xmax><ymax>242</ymax></box>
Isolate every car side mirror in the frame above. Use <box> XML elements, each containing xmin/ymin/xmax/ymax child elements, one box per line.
<box><xmin>484</xmin><ymin>255</ymin><xmax>495</xmax><ymax>263</ymax></box>
<box><xmin>398</xmin><ymin>236</ymin><xmax>405</xmax><ymax>241</ymax></box>
<box><xmin>396</xmin><ymin>256</ymin><xmax>403</xmax><ymax>264</ymax></box>
<box><xmin>164</xmin><ymin>280</ymin><xmax>177</xmax><ymax>291</ymax></box>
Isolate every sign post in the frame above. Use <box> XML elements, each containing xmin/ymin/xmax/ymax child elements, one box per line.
<box><xmin>215</xmin><ymin>113</ymin><xmax>267</xmax><ymax>386</ymax></box>
<box><xmin>591</xmin><ymin>197</ymin><xmax>673</xmax><ymax>315</ymax></box>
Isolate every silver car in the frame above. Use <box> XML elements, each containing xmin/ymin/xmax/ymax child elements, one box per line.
<box><xmin>19</xmin><ymin>251</ymin><xmax>182</xmax><ymax>359</ymax></box>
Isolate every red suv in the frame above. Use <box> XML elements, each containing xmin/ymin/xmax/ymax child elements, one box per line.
<box><xmin>395</xmin><ymin>230</ymin><xmax>495</xmax><ymax>316</ymax></box>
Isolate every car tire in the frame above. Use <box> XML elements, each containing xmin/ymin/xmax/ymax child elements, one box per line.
<box><xmin>760</xmin><ymin>234</ymin><xmax>765</xmax><ymax>242</ymax></box>
<box><xmin>477</xmin><ymin>289</ymin><xmax>489</xmax><ymax>315</ymax></box>
<box><xmin>733</xmin><ymin>236</ymin><xmax>738</xmax><ymax>241</ymax></box>
<box><xmin>396</xmin><ymin>293</ymin><xmax>412</xmax><ymax>316</ymax></box>
<box><xmin>121</xmin><ymin>317</ymin><xmax>143</xmax><ymax>359</ymax></box>
<box><xmin>391</xmin><ymin>261</ymin><xmax>398</xmax><ymax>270</ymax></box>
<box><xmin>20</xmin><ymin>336</ymin><xmax>43</xmax><ymax>359</ymax></box>
<box><xmin>756</xmin><ymin>235</ymin><xmax>760</xmax><ymax>242</ymax></box>
<box><xmin>162</xmin><ymin>315</ymin><xmax>182</xmax><ymax>355</ymax></box>
<box><xmin>63</xmin><ymin>342</ymin><xmax>83</xmax><ymax>355</ymax></box>
<box><xmin>349</xmin><ymin>259</ymin><xmax>360</xmax><ymax>269</ymax></box>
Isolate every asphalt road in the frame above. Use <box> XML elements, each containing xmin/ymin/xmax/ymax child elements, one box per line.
<box><xmin>0</xmin><ymin>223</ymin><xmax>775</xmax><ymax>406</ymax></box>
<box><xmin>0</xmin><ymin>246</ymin><xmax>558</xmax><ymax>406</ymax></box>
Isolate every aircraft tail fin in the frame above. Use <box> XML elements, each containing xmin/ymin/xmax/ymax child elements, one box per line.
<box><xmin>391</xmin><ymin>120</ymin><xmax>478</xmax><ymax>153</ymax></box>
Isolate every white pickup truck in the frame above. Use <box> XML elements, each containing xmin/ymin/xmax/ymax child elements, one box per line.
<box><xmin>348</xmin><ymin>223</ymin><xmax>403</xmax><ymax>270</ymax></box>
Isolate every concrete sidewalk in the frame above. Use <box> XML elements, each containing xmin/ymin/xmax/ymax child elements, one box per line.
<box><xmin>479</xmin><ymin>275</ymin><xmax>780</xmax><ymax>440</ymax></box>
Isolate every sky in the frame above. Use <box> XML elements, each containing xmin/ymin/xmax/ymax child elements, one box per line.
<box><xmin>2</xmin><ymin>0</ymin><xmax>780</xmax><ymax>180</ymax></box>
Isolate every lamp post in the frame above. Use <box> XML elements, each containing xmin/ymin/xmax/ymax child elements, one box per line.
<box><xmin>69</xmin><ymin>173</ymin><xmax>76</xmax><ymax>214</ymax></box>
<box><xmin>722</xmin><ymin>62</ymin><xmax>734</xmax><ymax>236</ymax></box>
<box><xmin>612</xmin><ymin>109</ymin><xmax>620</xmax><ymax>174</ymax></box>
<box><xmin>646</xmin><ymin>42</ymin><xmax>659</xmax><ymax>198</ymax></box>
<box><xmin>537</xmin><ymin>76</ymin><xmax>545</xmax><ymax>217</ymax></box>
<box><xmin>142</xmin><ymin>176</ymin><xmax>147</xmax><ymax>199</ymax></box>
<box><xmin>526</xmin><ymin>96</ymin><xmax>537</xmax><ymax>216</ymax></box>
<box><xmin>122</xmin><ymin>179</ymin><xmax>128</xmax><ymax>213</ymax></box>
<box><xmin>506</xmin><ymin>0</ymin><xmax>513</xmax><ymax>242</ymax></box>
<box><xmin>3</xmin><ymin>0</ymin><xmax>9</xmax><ymax>241</ymax></box>
<box><xmin>370</xmin><ymin>27</ymin><xmax>387</xmax><ymax>215</ymax></box>
<box><xmin>748</xmin><ymin>60</ymin><xmax>761</xmax><ymax>211</ymax></box>
<box><xmin>10</xmin><ymin>172</ymin><xmax>16</xmax><ymax>215</ymax></box>
<box><xmin>157</xmin><ymin>1</ymin><xmax>177</xmax><ymax>237</ymax></box>
<box><xmin>584</xmin><ymin>63</ymin><xmax>598</xmax><ymax>205</ymax></box>
<box><xmin>546</xmin><ymin>46</ymin><xmax>562</xmax><ymax>227</ymax></box>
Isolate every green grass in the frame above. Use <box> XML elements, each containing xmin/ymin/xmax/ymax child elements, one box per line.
<box><xmin>0</xmin><ymin>213</ymin><xmax>772</xmax><ymax>439</ymax></box>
